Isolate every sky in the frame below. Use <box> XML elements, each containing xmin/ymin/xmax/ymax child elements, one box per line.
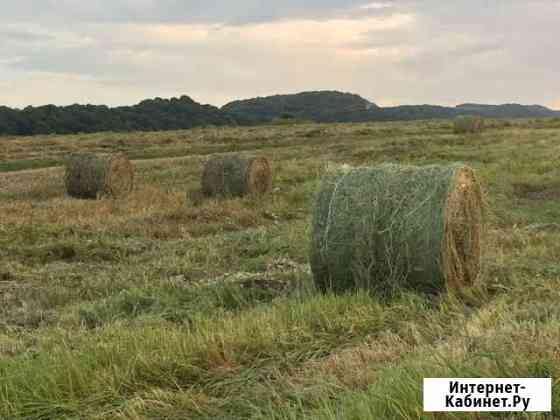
<box><xmin>1</xmin><ymin>0</ymin><xmax>558</xmax><ymax>109</ymax></box>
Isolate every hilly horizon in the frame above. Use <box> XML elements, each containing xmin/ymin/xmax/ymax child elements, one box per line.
<box><xmin>0</xmin><ymin>90</ymin><xmax>558</xmax><ymax>136</ymax></box>
<box><xmin>4</xmin><ymin>91</ymin><xmax>558</xmax><ymax>113</ymax></box>
<box><xmin>222</xmin><ymin>91</ymin><xmax>560</xmax><ymax>123</ymax></box>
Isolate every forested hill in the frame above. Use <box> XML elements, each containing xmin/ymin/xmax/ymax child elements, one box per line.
<box><xmin>221</xmin><ymin>91</ymin><xmax>380</xmax><ymax>124</ymax></box>
<box><xmin>454</xmin><ymin>103</ymin><xmax>559</xmax><ymax>118</ymax></box>
<box><xmin>1</xmin><ymin>91</ymin><xmax>559</xmax><ymax>136</ymax></box>
<box><xmin>0</xmin><ymin>96</ymin><xmax>233</xmax><ymax>136</ymax></box>
<box><xmin>223</xmin><ymin>92</ymin><xmax>560</xmax><ymax>123</ymax></box>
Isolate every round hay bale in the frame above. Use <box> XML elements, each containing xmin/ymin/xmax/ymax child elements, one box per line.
<box><xmin>454</xmin><ymin>115</ymin><xmax>484</xmax><ymax>134</ymax></box>
<box><xmin>65</xmin><ymin>153</ymin><xmax>134</xmax><ymax>199</ymax></box>
<box><xmin>201</xmin><ymin>155</ymin><xmax>272</xmax><ymax>197</ymax></box>
<box><xmin>310</xmin><ymin>163</ymin><xmax>483</xmax><ymax>295</ymax></box>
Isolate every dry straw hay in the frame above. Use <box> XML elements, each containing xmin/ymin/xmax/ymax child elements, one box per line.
<box><xmin>65</xmin><ymin>153</ymin><xmax>134</xmax><ymax>199</ymax></box>
<box><xmin>310</xmin><ymin>163</ymin><xmax>483</xmax><ymax>295</ymax></box>
<box><xmin>454</xmin><ymin>115</ymin><xmax>485</xmax><ymax>134</ymax></box>
<box><xmin>202</xmin><ymin>155</ymin><xmax>272</xmax><ymax>197</ymax></box>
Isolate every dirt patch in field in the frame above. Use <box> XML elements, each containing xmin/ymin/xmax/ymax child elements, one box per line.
<box><xmin>289</xmin><ymin>333</ymin><xmax>412</xmax><ymax>391</ymax></box>
<box><xmin>513</xmin><ymin>183</ymin><xmax>560</xmax><ymax>201</ymax></box>
<box><xmin>0</xmin><ymin>270</ymin><xmax>16</xmax><ymax>282</ymax></box>
<box><xmin>0</xmin><ymin>167</ymin><xmax>64</xmax><ymax>196</ymax></box>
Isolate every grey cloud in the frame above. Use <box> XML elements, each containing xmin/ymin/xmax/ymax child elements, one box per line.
<box><xmin>364</xmin><ymin>0</ymin><xmax>560</xmax><ymax>105</ymax></box>
<box><xmin>9</xmin><ymin>47</ymin><xmax>127</xmax><ymax>78</ymax></box>
<box><xmin>1</xmin><ymin>0</ymin><xmax>560</xmax><ymax>109</ymax></box>
<box><xmin>0</xmin><ymin>29</ymin><xmax>52</xmax><ymax>42</ymax></box>
<box><xmin>1</xmin><ymin>0</ymin><xmax>379</xmax><ymax>24</ymax></box>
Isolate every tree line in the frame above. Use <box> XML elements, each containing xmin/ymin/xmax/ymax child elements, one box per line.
<box><xmin>0</xmin><ymin>96</ymin><xmax>233</xmax><ymax>135</ymax></box>
<box><xmin>2</xmin><ymin>91</ymin><xmax>558</xmax><ymax>136</ymax></box>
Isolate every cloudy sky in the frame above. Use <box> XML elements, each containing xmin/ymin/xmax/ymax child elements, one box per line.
<box><xmin>1</xmin><ymin>0</ymin><xmax>558</xmax><ymax>109</ymax></box>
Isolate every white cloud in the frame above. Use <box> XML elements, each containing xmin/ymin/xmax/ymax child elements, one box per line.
<box><xmin>1</xmin><ymin>1</ymin><xmax>559</xmax><ymax>109</ymax></box>
<box><xmin>135</xmin><ymin>13</ymin><xmax>414</xmax><ymax>51</ymax></box>
<box><xmin>359</xmin><ymin>2</ymin><xmax>393</xmax><ymax>10</ymax></box>
<box><xmin>1</xmin><ymin>13</ymin><xmax>416</xmax><ymax>107</ymax></box>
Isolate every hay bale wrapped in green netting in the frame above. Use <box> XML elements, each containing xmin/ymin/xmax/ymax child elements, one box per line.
<box><xmin>65</xmin><ymin>153</ymin><xmax>134</xmax><ymax>199</ymax></box>
<box><xmin>454</xmin><ymin>115</ymin><xmax>484</xmax><ymax>134</ymax></box>
<box><xmin>310</xmin><ymin>163</ymin><xmax>483</xmax><ymax>295</ymax></box>
<box><xmin>202</xmin><ymin>155</ymin><xmax>272</xmax><ymax>197</ymax></box>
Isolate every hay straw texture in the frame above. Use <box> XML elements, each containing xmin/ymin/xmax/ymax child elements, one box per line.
<box><xmin>454</xmin><ymin>115</ymin><xmax>484</xmax><ymax>134</ymax></box>
<box><xmin>202</xmin><ymin>155</ymin><xmax>272</xmax><ymax>197</ymax></box>
<box><xmin>65</xmin><ymin>153</ymin><xmax>134</xmax><ymax>199</ymax></box>
<box><xmin>310</xmin><ymin>163</ymin><xmax>483</xmax><ymax>295</ymax></box>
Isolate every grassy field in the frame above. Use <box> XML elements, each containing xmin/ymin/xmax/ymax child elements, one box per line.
<box><xmin>1</xmin><ymin>118</ymin><xmax>560</xmax><ymax>419</ymax></box>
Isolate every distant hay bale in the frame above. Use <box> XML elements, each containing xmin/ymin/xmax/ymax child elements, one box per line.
<box><xmin>454</xmin><ymin>115</ymin><xmax>484</xmax><ymax>134</ymax></box>
<box><xmin>65</xmin><ymin>153</ymin><xmax>134</xmax><ymax>199</ymax></box>
<box><xmin>202</xmin><ymin>155</ymin><xmax>272</xmax><ymax>197</ymax></box>
<box><xmin>310</xmin><ymin>163</ymin><xmax>483</xmax><ymax>295</ymax></box>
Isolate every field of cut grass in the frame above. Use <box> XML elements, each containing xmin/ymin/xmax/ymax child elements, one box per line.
<box><xmin>1</xmin><ymin>119</ymin><xmax>559</xmax><ymax>419</ymax></box>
